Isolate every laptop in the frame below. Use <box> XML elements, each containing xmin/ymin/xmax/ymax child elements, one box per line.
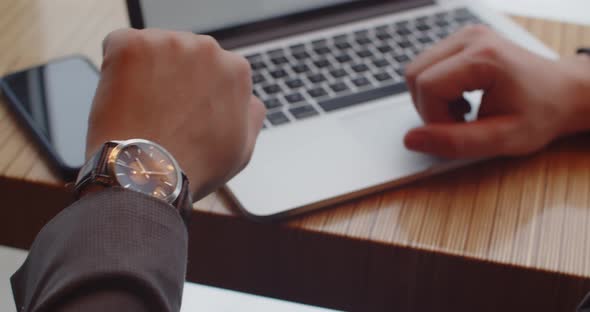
<box><xmin>126</xmin><ymin>0</ymin><xmax>556</xmax><ymax>219</ymax></box>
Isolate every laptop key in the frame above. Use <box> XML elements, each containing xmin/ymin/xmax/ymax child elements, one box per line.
<box><xmin>393</xmin><ymin>54</ymin><xmax>411</xmax><ymax>64</ymax></box>
<box><xmin>308</xmin><ymin>87</ymin><xmax>328</xmax><ymax>98</ymax></box>
<box><xmin>435</xmin><ymin>11</ymin><xmax>450</xmax><ymax>19</ymax></box>
<box><xmin>292</xmin><ymin>63</ymin><xmax>310</xmax><ymax>74</ymax></box>
<box><xmin>352</xmin><ymin>76</ymin><xmax>371</xmax><ymax>87</ymax></box>
<box><xmin>290</xmin><ymin>105</ymin><xmax>318</xmax><ymax>120</ymax></box>
<box><xmin>377</xmin><ymin>45</ymin><xmax>393</xmax><ymax>53</ymax></box>
<box><xmin>314</xmin><ymin>59</ymin><xmax>331</xmax><ymax>68</ymax></box>
<box><xmin>285</xmin><ymin>78</ymin><xmax>304</xmax><ymax>89</ymax></box>
<box><xmin>395</xmin><ymin>20</ymin><xmax>409</xmax><ymax>28</ymax></box>
<box><xmin>330</xmin><ymin>82</ymin><xmax>349</xmax><ymax>93</ymax></box>
<box><xmin>268</xmin><ymin>48</ymin><xmax>285</xmax><ymax>57</ymax></box>
<box><xmin>435</xmin><ymin>31</ymin><xmax>450</xmax><ymax>39</ymax></box>
<box><xmin>417</xmin><ymin>36</ymin><xmax>433</xmax><ymax>44</ymax></box>
<box><xmin>356</xmin><ymin>37</ymin><xmax>372</xmax><ymax>45</ymax></box>
<box><xmin>335</xmin><ymin>54</ymin><xmax>352</xmax><ymax>63</ymax></box>
<box><xmin>252</xmin><ymin>73</ymin><xmax>265</xmax><ymax>84</ymax></box>
<box><xmin>329</xmin><ymin>68</ymin><xmax>348</xmax><ymax>79</ymax></box>
<box><xmin>251</xmin><ymin>61</ymin><xmax>267</xmax><ymax>70</ymax></box>
<box><xmin>264</xmin><ymin>98</ymin><xmax>282</xmax><ymax>109</ymax></box>
<box><xmin>270</xmin><ymin>69</ymin><xmax>288</xmax><ymax>79</ymax></box>
<box><xmin>396</xmin><ymin>27</ymin><xmax>412</xmax><ymax>36</ymax></box>
<box><xmin>373</xmin><ymin>58</ymin><xmax>389</xmax><ymax>68</ymax></box>
<box><xmin>351</xmin><ymin>63</ymin><xmax>369</xmax><ymax>73</ymax></box>
<box><xmin>398</xmin><ymin>40</ymin><xmax>413</xmax><ymax>49</ymax></box>
<box><xmin>357</xmin><ymin>49</ymin><xmax>373</xmax><ymax>58</ymax></box>
<box><xmin>416</xmin><ymin>16</ymin><xmax>429</xmax><ymax>23</ymax></box>
<box><xmin>319</xmin><ymin>82</ymin><xmax>409</xmax><ymax>112</ymax></box>
<box><xmin>308</xmin><ymin>73</ymin><xmax>327</xmax><ymax>83</ymax></box>
<box><xmin>415</xmin><ymin>23</ymin><xmax>431</xmax><ymax>31</ymax></box>
<box><xmin>314</xmin><ymin>46</ymin><xmax>331</xmax><ymax>55</ymax></box>
<box><xmin>245</xmin><ymin>53</ymin><xmax>261</xmax><ymax>62</ymax></box>
<box><xmin>435</xmin><ymin>20</ymin><xmax>449</xmax><ymax>27</ymax></box>
<box><xmin>354</xmin><ymin>29</ymin><xmax>369</xmax><ymax>37</ymax></box>
<box><xmin>333</xmin><ymin>34</ymin><xmax>348</xmax><ymax>42</ymax></box>
<box><xmin>289</xmin><ymin>43</ymin><xmax>305</xmax><ymax>51</ymax></box>
<box><xmin>267</xmin><ymin>111</ymin><xmax>290</xmax><ymax>125</ymax></box>
<box><xmin>375</xmin><ymin>25</ymin><xmax>389</xmax><ymax>32</ymax></box>
<box><xmin>312</xmin><ymin>38</ymin><xmax>328</xmax><ymax>47</ymax></box>
<box><xmin>374</xmin><ymin>72</ymin><xmax>393</xmax><ymax>82</ymax></box>
<box><xmin>292</xmin><ymin>51</ymin><xmax>311</xmax><ymax>60</ymax></box>
<box><xmin>376</xmin><ymin>32</ymin><xmax>393</xmax><ymax>41</ymax></box>
<box><xmin>271</xmin><ymin>56</ymin><xmax>289</xmax><ymax>65</ymax></box>
<box><xmin>285</xmin><ymin>92</ymin><xmax>304</xmax><ymax>104</ymax></box>
<box><xmin>335</xmin><ymin>41</ymin><xmax>352</xmax><ymax>50</ymax></box>
<box><xmin>263</xmin><ymin>84</ymin><xmax>282</xmax><ymax>95</ymax></box>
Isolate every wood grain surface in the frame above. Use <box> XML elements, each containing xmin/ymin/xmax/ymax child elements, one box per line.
<box><xmin>2</xmin><ymin>1</ymin><xmax>590</xmax><ymax>309</ymax></box>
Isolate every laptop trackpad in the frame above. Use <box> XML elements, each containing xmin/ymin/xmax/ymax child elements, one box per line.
<box><xmin>338</xmin><ymin>101</ymin><xmax>441</xmax><ymax>168</ymax></box>
<box><xmin>339</xmin><ymin>102</ymin><xmax>420</xmax><ymax>152</ymax></box>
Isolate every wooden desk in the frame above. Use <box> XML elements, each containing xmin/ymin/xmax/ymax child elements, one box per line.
<box><xmin>2</xmin><ymin>1</ymin><xmax>590</xmax><ymax>311</ymax></box>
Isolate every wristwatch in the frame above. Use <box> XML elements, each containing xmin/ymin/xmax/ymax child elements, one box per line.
<box><xmin>74</xmin><ymin>139</ymin><xmax>192</xmax><ymax>226</ymax></box>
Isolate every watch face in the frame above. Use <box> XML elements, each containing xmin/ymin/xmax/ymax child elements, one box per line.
<box><xmin>111</xmin><ymin>141</ymin><xmax>181</xmax><ymax>202</ymax></box>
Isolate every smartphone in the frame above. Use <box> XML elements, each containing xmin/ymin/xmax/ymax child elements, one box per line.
<box><xmin>0</xmin><ymin>56</ymin><xmax>99</xmax><ymax>181</ymax></box>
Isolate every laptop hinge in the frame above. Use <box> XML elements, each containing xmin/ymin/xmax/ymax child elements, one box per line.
<box><xmin>214</xmin><ymin>0</ymin><xmax>435</xmax><ymax>49</ymax></box>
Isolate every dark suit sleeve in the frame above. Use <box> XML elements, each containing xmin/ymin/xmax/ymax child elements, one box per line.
<box><xmin>10</xmin><ymin>188</ymin><xmax>188</xmax><ymax>312</ymax></box>
<box><xmin>579</xmin><ymin>293</ymin><xmax>590</xmax><ymax>312</ymax></box>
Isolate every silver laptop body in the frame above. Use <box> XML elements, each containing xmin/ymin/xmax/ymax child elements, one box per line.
<box><xmin>128</xmin><ymin>0</ymin><xmax>556</xmax><ymax>219</ymax></box>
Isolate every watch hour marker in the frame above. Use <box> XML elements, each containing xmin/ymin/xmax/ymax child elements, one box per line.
<box><xmin>164</xmin><ymin>181</ymin><xmax>173</xmax><ymax>187</ymax></box>
<box><xmin>116</xmin><ymin>173</ymin><xmax>125</xmax><ymax>176</ymax></box>
<box><xmin>124</xmin><ymin>151</ymin><xmax>131</xmax><ymax>158</ymax></box>
<box><xmin>123</xmin><ymin>184</ymin><xmax>131</xmax><ymax>188</ymax></box>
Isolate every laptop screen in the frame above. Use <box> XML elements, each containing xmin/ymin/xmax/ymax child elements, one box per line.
<box><xmin>138</xmin><ymin>0</ymin><xmax>356</xmax><ymax>32</ymax></box>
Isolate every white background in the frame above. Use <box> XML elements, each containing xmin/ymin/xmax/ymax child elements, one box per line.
<box><xmin>472</xmin><ymin>0</ymin><xmax>590</xmax><ymax>26</ymax></box>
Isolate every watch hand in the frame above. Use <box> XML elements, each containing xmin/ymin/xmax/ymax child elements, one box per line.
<box><xmin>117</xmin><ymin>163</ymin><xmax>137</xmax><ymax>170</ymax></box>
<box><xmin>135</xmin><ymin>157</ymin><xmax>150</xmax><ymax>179</ymax></box>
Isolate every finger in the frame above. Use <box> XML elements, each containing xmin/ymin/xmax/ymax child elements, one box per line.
<box><xmin>241</xmin><ymin>96</ymin><xmax>266</xmax><ymax>169</ymax></box>
<box><xmin>102</xmin><ymin>28</ymin><xmax>134</xmax><ymax>57</ymax></box>
<box><xmin>414</xmin><ymin>51</ymin><xmax>496</xmax><ymax>123</ymax></box>
<box><xmin>405</xmin><ymin>25</ymin><xmax>491</xmax><ymax>102</ymax></box>
<box><xmin>247</xmin><ymin>95</ymin><xmax>266</xmax><ymax>139</ymax></box>
<box><xmin>404</xmin><ymin>115</ymin><xmax>521</xmax><ymax>159</ymax></box>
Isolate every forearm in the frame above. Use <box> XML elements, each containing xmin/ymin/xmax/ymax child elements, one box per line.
<box><xmin>11</xmin><ymin>188</ymin><xmax>188</xmax><ymax>312</ymax></box>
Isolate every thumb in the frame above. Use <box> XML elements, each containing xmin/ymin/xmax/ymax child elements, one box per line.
<box><xmin>404</xmin><ymin>116</ymin><xmax>522</xmax><ymax>159</ymax></box>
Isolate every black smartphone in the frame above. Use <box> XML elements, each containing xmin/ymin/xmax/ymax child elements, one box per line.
<box><xmin>0</xmin><ymin>56</ymin><xmax>99</xmax><ymax>181</ymax></box>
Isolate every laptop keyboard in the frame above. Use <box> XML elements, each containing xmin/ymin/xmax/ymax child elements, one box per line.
<box><xmin>246</xmin><ymin>8</ymin><xmax>482</xmax><ymax>128</ymax></box>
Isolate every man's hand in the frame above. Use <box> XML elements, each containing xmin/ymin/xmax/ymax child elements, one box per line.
<box><xmin>404</xmin><ymin>25</ymin><xmax>590</xmax><ymax>159</ymax></box>
<box><xmin>87</xmin><ymin>29</ymin><xmax>266</xmax><ymax>199</ymax></box>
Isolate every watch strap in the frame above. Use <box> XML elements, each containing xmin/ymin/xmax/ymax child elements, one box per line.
<box><xmin>74</xmin><ymin>142</ymin><xmax>118</xmax><ymax>197</ymax></box>
<box><xmin>174</xmin><ymin>173</ymin><xmax>193</xmax><ymax>228</ymax></box>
